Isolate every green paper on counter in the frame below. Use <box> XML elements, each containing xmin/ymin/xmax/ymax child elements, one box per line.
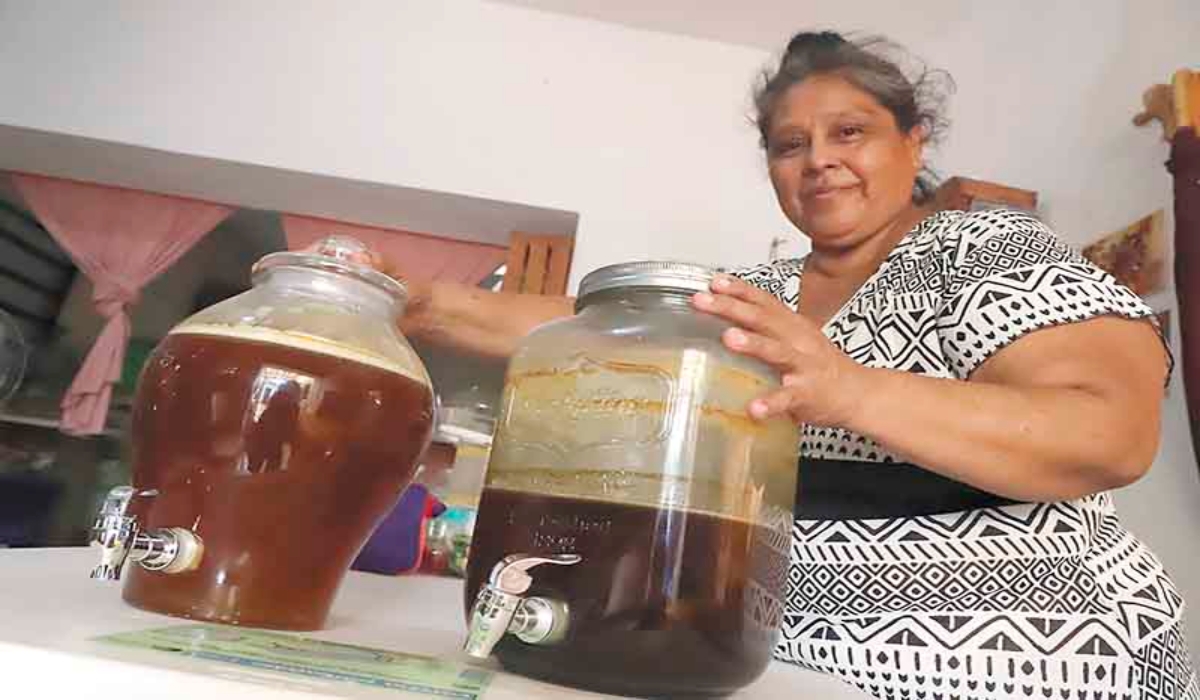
<box><xmin>94</xmin><ymin>624</ymin><xmax>492</xmax><ymax>698</ymax></box>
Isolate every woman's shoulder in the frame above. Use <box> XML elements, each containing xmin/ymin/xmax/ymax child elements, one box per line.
<box><xmin>916</xmin><ymin>208</ymin><xmax>1082</xmax><ymax>268</ymax></box>
<box><xmin>930</xmin><ymin>207</ymin><xmax>1071</xmax><ymax>248</ymax></box>
<box><xmin>727</xmin><ymin>257</ymin><xmax>804</xmax><ymax>282</ymax></box>
<box><xmin>725</xmin><ymin>258</ymin><xmax>804</xmax><ymax>307</ymax></box>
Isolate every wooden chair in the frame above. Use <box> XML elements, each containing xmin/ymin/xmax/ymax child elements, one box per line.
<box><xmin>932</xmin><ymin>177</ymin><xmax>1038</xmax><ymax>213</ymax></box>
<box><xmin>501</xmin><ymin>233</ymin><xmax>575</xmax><ymax>296</ymax></box>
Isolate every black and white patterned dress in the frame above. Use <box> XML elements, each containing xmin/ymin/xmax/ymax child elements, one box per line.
<box><xmin>733</xmin><ymin>209</ymin><xmax>1199</xmax><ymax>700</ymax></box>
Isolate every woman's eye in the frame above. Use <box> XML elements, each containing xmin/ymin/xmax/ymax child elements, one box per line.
<box><xmin>837</xmin><ymin>125</ymin><xmax>865</xmax><ymax>140</ymax></box>
<box><xmin>771</xmin><ymin>136</ymin><xmax>806</xmax><ymax>156</ymax></box>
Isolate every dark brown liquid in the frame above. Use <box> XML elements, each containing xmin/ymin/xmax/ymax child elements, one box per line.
<box><xmin>465</xmin><ymin>488</ymin><xmax>788</xmax><ymax>697</ymax></box>
<box><xmin>125</xmin><ymin>329</ymin><xmax>433</xmax><ymax>630</ymax></box>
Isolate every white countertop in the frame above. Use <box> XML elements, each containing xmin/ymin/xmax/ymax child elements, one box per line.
<box><xmin>0</xmin><ymin>547</ymin><xmax>866</xmax><ymax>699</ymax></box>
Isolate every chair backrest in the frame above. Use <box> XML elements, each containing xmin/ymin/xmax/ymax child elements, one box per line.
<box><xmin>932</xmin><ymin>177</ymin><xmax>1038</xmax><ymax>214</ymax></box>
<box><xmin>501</xmin><ymin>232</ymin><xmax>574</xmax><ymax>296</ymax></box>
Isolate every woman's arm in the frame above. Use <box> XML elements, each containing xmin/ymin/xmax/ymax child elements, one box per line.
<box><xmin>314</xmin><ymin>245</ymin><xmax>576</xmax><ymax>358</ymax></box>
<box><xmin>842</xmin><ymin>316</ymin><xmax>1167</xmax><ymax>502</ymax></box>
<box><xmin>400</xmin><ymin>280</ymin><xmax>575</xmax><ymax>359</ymax></box>
<box><xmin>696</xmin><ymin>276</ymin><xmax>1169</xmax><ymax>503</ymax></box>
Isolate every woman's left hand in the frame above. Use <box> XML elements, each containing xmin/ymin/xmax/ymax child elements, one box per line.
<box><xmin>693</xmin><ymin>274</ymin><xmax>873</xmax><ymax>427</ymax></box>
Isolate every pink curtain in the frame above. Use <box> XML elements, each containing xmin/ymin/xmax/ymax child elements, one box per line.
<box><xmin>12</xmin><ymin>173</ymin><xmax>232</xmax><ymax>436</ymax></box>
<box><xmin>282</xmin><ymin>214</ymin><xmax>507</xmax><ymax>285</ymax></box>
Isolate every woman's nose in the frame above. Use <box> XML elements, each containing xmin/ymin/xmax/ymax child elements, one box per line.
<box><xmin>802</xmin><ymin>138</ymin><xmax>839</xmax><ymax>175</ymax></box>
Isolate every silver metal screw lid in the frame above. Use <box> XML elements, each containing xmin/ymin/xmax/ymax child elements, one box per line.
<box><xmin>577</xmin><ymin>261</ymin><xmax>717</xmax><ymax>302</ymax></box>
<box><xmin>251</xmin><ymin>235</ymin><xmax>408</xmax><ymax>304</ymax></box>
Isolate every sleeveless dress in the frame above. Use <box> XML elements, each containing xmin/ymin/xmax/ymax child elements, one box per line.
<box><xmin>733</xmin><ymin>209</ymin><xmax>1199</xmax><ymax>700</ymax></box>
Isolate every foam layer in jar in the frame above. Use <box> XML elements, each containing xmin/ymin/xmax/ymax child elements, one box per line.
<box><xmin>167</xmin><ymin>322</ymin><xmax>426</xmax><ymax>385</ymax></box>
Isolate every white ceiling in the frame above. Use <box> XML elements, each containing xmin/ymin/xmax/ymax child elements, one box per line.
<box><xmin>491</xmin><ymin>0</ymin><xmax>972</xmax><ymax>53</ymax></box>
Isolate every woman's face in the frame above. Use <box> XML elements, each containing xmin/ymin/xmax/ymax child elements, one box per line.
<box><xmin>765</xmin><ymin>74</ymin><xmax>924</xmax><ymax>250</ymax></box>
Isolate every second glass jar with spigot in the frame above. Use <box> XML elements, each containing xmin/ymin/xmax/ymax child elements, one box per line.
<box><xmin>463</xmin><ymin>261</ymin><xmax>800</xmax><ymax>697</ymax></box>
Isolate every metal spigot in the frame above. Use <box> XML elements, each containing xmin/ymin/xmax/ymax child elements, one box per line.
<box><xmin>464</xmin><ymin>553</ymin><xmax>581</xmax><ymax>659</ymax></box>
<box><xmin>90</xmin><ymin>486</ymin><xmax>205</xmax><ymax>581</ymax></box>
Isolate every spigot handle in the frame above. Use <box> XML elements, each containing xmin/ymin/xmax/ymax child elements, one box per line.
<box><xmin>95</xmin><ymin>486</ymin><xmax>135</xmax><ymax>523</ymax></box>
<box><xmin>89</xmin><ymin>486</ymin><xmax>177</xmax><ymax>581</ymax></box>
<box><xmin>488</xmin><ymin>553</ymin><xmax>582</xmax><ymax>595</ymax></box>
<box><xmin>89</xmin><ymin>486</ymin><xmax>139</xmax><ymax>580</ymax></box>
<box><xmin>465</xmin><ymin>553</ymin><xmax>581</xmax><ymax>659</ymax></box>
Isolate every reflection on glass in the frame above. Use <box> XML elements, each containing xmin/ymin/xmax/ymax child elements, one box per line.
<box><xmin>237</xmin><ymin>366</ymin><xmax>319</xmax><ymax>475</ymax></box>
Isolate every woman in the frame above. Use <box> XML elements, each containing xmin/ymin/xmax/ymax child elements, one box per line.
<box><xmin>381</xmin><ymin>32</ymin><xmax>1197</xmax><ymax>699</ymax></box>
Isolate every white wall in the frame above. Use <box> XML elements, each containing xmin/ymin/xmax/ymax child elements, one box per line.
<box><xmin>0</xmin><ymin>0</ymin><xmax>791</xmax><ymax>282</ymax></box>
<box><xmin>2</xmin><ymin>0</ymin><xmax>1199</xmax><ymax>647</ymax></box>
<box><xmin>915</xmin><ymin>1</ymin><xmax>1195</xmax><ymax>242</ymax></box>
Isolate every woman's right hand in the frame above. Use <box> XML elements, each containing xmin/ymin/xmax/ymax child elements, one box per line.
<box><xmin>297</xmin><ymin>240</ymin><xmax>573</xmax><ymax>357</ymax></box>
<box><xmin>299</xmin><ymin>241</ymin><xmax>435</xmax><ymax>336</ymax></box>
<box><xmin>357</xmin><ymin>252</ymin><xmax>434</xmax><ymax>336</ymax></box>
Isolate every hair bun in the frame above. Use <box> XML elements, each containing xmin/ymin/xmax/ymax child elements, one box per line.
<box><xmin>785</xmin><ymin>31</ymin><xmax>847</xmax><ymax>55</ymax></box>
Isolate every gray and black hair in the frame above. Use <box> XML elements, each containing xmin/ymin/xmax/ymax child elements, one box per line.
<box><xmin>754</xmin><ymin>31</ymin><xmax>955</xmax><ymax>204</ymax></box>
